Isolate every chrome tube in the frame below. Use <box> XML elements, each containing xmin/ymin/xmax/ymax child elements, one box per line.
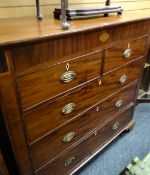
<box><xmin>61</xmin><ymin>0</ymin><xmax>70</xmax><ymax>30</ymax></box>
<box><xmin>65</xmin><ymin>0</ymin><xmax>69</xmax><ymax>9</ymax></box>
<box><xmin>36</xmin><ymin>0</ymin><xmax>43</xmax><ymax>20</ymax></box>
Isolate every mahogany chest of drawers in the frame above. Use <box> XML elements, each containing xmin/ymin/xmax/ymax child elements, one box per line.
<box><xmin>0</xmin><ymin>12</ymin><xmax>150</xmax><ymax>175</ymax></box>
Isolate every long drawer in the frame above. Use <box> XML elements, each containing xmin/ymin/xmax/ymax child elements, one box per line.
<box><xmin>104</xmin><ymin>36</ymin><xmax>147</xmax><ymax>73</ymax></box>
<box><xmin>17</xmin><ymin>50</ymin><xmax>102</xmax><ymax>109</ymax></box>
<box><xmin>35</xmin><ymin>106</ymin><xmax>133</xmax><ymax>175</ymax></box>
<box><xmin>29</xmin><ymin>82</ymin><xmax>136</xmax><ymax>171</ymax></box>
<box><xmin>24</xmin><ymin>59</ymin><xmax>141</xmax><ymax>144</ymax></box>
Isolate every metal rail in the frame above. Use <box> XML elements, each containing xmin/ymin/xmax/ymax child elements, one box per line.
<box><xmin>36</xmin><ymin>0</ymin><xmax>122</xmax><ymax>30</ymax></box>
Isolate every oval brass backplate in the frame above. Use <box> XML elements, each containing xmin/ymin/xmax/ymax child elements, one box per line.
<box><xmin>61</xmin><ymin>103</ymin><xmax>76</xmax><ymax>115</ymax></box>
<box><xmin>112</xmin><ymin>122</ymin><xmax>120</xmax><ymax>130</ymax></box>
<box><xmin>64</xmin><ymin>156</ymin><xmax>75</xmax><ymax>167</ymax></box>
<box><xmin>99</xmin><ymin>31</ymin><xmax>110</xmax><ymax>42</ymax></box>
<box><xmin>123</xmin><ymin>48</ymin><xmax>132</xmax><ymax>58</ymax></box>
<box><xmin>63</xmin><ymin>132</ymin><xmax>75</xmax><ymax>143</ymax></box>
<box><xmin>119</xmin><ymin>75</ymin><xmax>128</xmax><ymax>84</ymax></box>
<box><xmin>115</xmin><ymin>100</ymin><xmax>123</xmax><ymax>108</ymax></box>
<box><xmin>61</xmin><ymin>70</ymin><xmax>76</xmax><ymax>83</ymax></box>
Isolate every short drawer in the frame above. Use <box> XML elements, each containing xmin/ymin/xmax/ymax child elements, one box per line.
<box><xmin>36</xmin><ymin>107</ymin><xmax>133</xmax><ymax>175</ymax></box>
<box><xmin>30</xmin><ymin>83</ymin><xmax>136</xmax><ymax>170</ymax></box>
<box><xmin>17</xmin><ymin>50</ymin><xmax>102</xmax><ymax>109</ymax></box>
<box><xmin>24</xmin><ymin>82</ymin><xmax>137</xmax><ymax>144</ymax></box>
<box><xmin>99</xmin><ymin>58</ymin><xmax>142</xmax><ymax>98</ymax></box>
<box><xmin>104</xmin><ymin>36</ymin><xmax>147</xmax><ymax>73</ymax></box>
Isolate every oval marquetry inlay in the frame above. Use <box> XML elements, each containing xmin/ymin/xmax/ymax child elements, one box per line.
<box><xmin>99</xmin><ymin>31</ymin><xmax>110</xmax><ymax>42</ymax></box>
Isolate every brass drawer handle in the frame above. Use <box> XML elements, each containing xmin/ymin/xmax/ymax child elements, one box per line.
<box><xmin>61</xmin><ymin>103</ymin><xmax>76</xmax><ymax>115</ymax></box>
<box><xmin>61</xmin><ymin>70</ymin><xmax>76</xmax><ymax>83</ymax></box>
<box><xmin>115</xmin><ymin>100</ymin><xmax>123</xmax><ymax>108</ymax></box>
<box><xmin>119</xmin><ymin>75</ymin><xmax>128</xmax><ymax>84</ymax></box>
<box><xmin>123</xmin><ymin>48</ymin><xmax>132</xmax><ymax>58</ymax></box>
<box><xmin>112</xmin><ymin>122</ymin><xmax>120</xmax><ymax>130</ymax></box>
<box><xmin>64</xmin><ymin>156</ymin><xmax>75</xmax><ymax>167</ymax></box>
<box><xmin>63</xmin><ymin>132</ymin><xmax>75</xmax><ymax>143</ymax></box>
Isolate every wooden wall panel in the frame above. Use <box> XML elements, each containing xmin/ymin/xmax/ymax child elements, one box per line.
<box><xmin>0</xmin><ymin>1</ymin><xmax>150</xmax><ymax>20</ymax></box>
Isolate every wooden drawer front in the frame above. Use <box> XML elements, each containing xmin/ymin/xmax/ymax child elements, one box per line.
<box><xmin>24</xmin><ymin>82</ymin><xmax>137</xmax><ymax>144</ymax></box>
<box><xmin>103</xmin><ymin>57</ymin><xmax>142</xmax><ymax>87</ymax></box>
<box><xmin>30</xmin><ymin>83</ymin><xmax>136</xmax><ymax>171</ymax></box>
<box><xmin>11</xmin><ymin>21</ymin><xmax>149</xmax><ymax>75</ymax></box>
<box><xmin>100</xmin><ymin>58</ymin><xmax>141</xmax><ymax>98</ymax></box>
<box><xmin>36</xmin><ymin>107</ymin><xmax>133</xmax><ymax>175</ymax></box>
<box><xmin>104</xmin><ymin>36</ymin><xmax>147</xmax><ymax>73</ymax></box>
<box><xmin>17</xmin><ymin>50</ymin><xmax>102</xmax><ymax>109</ymax></box>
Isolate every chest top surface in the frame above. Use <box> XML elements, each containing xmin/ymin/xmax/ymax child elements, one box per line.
<box><xmin>0</xmin><ymin>11</ymin><xmax>150</xmax><ymax>48</ymax></box>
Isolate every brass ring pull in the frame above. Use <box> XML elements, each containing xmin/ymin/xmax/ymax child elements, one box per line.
<box><xmin>112</xmin><ymin>122</ymin><xmax>120</xmax><ymax>130</ymax></box>
<box><xmin>115</xmin><ymin>100</ymin><xmax>123</xmax><ymax>108</ymax></box>
<box><xmin>61</xmin><ymin>103</ymin><xmax>76</xmax><ymax>115</ymax></box>
<box><xmin>64</xmin><ymin>156</ymin><xmax>75</xmax><ymax>167</ymax></box>
<box><xmin>63</xmin><ymin>132</ymin><xmax>75</xmax><ymax>143</ymax></box>
<box><xmin>123</xmin><ymin>48</ymin><xmax>132</xmax><ymax>58</ymax></box>
<box><xmin>119</xmin><ymin>75</ymin><xmax>128</xmax><ymax>84</ymax></box>
<box><xmin>61</xmin><ymin>70</ymin><xmax>76</xmax><ymax>83</ymax></box>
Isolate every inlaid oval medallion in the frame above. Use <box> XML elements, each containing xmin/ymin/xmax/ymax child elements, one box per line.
<box><xmin>99</xmin><ymin>31</ymin><xmax>110</xmax><ymax>42</ymax></box>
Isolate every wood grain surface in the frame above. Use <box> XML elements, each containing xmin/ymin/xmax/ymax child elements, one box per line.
<box><xmin>24</xmin><ymin>72</ymin><xmax>138</xmax><ymax>144</ymax></box>
<box><xmin>29</xmin><ymin>59</ymin><xmax>141</xmax><ymax>170</ymax></box>
<box><xmin>104</xmin><ymin>36</ymin><xmax>147</xmax><ymax>73</ymax></box>
<box><xmin>0</xmin><ymin>73</ymin><xmax>33</xmax><ymax>175</ymax></box>
<box><xmin>17</xmin><ymin>50</ymin><xmax>102</xmax><ymax>109</ymax></box>
<box><xmin>35</xmin><ymin>106</ymin><xmax>133</xmax><ymax>174</ymax></box>
<box><xmin>0</xmin><ymin>12</ymin><xmax>150</xmax><ymax>48</ymax></box>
